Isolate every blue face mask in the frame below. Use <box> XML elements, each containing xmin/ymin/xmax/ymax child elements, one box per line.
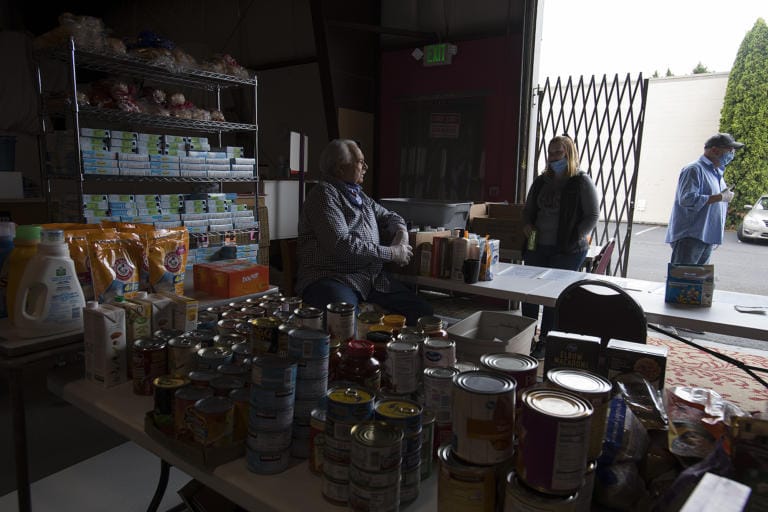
<box><xmin>549</xmin><ymin>158</ymin><xmax>567</xmax><ymax>175</ymax></box>
<box><xmin>720</xmin><ymin>150</ymin><xmax>734</xmax><ymax>167</ymax></box>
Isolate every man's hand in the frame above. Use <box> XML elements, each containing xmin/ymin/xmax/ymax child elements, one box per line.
<box><xmin>721</xmin><ymin>188</ymin><xmax>735</xmax><ymax>203</ymax></box>
<box><xmin>391</xmin><ymin>228</ymin><xmax>409</xmax><ymax>247</ymax></box>
<box><xmin>391</xmin><ymin>244</ymin><xmax>413</xmax><ymax>266</ymax></box>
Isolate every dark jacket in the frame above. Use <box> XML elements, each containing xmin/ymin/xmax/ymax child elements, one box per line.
<box><xmin>523</xmin><ymin>171</ymin><xmax>599</xmax><ymax>253</ymax></box>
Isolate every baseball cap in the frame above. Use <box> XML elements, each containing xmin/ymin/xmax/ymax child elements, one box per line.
<box><xmin>704</xmin><ymin>133</ymin><xmax>745</xmax><ymax>149</ymax></box>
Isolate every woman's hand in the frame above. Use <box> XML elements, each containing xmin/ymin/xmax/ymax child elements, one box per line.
<box><xmin>523</xmin><ymin>224</ymin><xmax>534</xmax><ymax>237</ymax></box>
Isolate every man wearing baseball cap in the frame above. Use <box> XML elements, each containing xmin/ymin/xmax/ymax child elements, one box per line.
<box><xmin>665</xmin><ymin>133</ymin><xmax>745</xmax><ymax>265</ymax></box>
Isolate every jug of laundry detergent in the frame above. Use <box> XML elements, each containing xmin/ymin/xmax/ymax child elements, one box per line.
<box><xmin>13</xmin><ymin>229</ymin><xmax>85</xmax><ymax>338</ymax></box>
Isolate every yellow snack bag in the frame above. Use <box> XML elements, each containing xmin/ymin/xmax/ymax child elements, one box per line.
<box><xmin>64</xmin><ymin>228</ymin><xmax>112</xmax><ymax>301</ymax></box>
<box><xmin>147</xmin><ymin>228</ymin><xmax>189</xmax><ymax>295</ymax></box>
<box><xmin>87</xmin><ymin>231</ymin><xmax>142</xmax><ymax>303</ymax></box>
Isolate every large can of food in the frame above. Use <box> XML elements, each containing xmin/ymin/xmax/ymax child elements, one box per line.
<box><xmin>213</xmin><ymin>333</ymin><xmax>247</xmax><ymax>349</ymax></box>
<box><xmin>281</xmin><ymin>296</ymin><xmax>302</xmax><ymax>313</ymax></box>
<box><xmin>293</xmin><ymin>306</ymin><xmax>324</xmax><ymax>331</ymax></box>
<box><xmin>132</xmin><ymin>338</ymin><xmax>168</xmax><ymax>395</ymax></box>
<box><xmin>437</xmin><ymin>443</ymin><xmax>497</xmax><ymax>512</ymax></box>
<box><xmin>423</xmin><ymin>338</ymin><xmax>456</xmax><ymax>368</ymax></box>
<box><xmin>231</xmin><ymin>341</ymin><xmax>252</xmax><ymax>366</ymax></box>
<box><xmin>289</xmin><ymin>328</ymin><xmax>331</xmax><ymax>360</ymax></box>
<box><xmin>382</xmin><ymin>314</ymin><xmax>406</xmax><ymax>335</ymax></box>
<box><xmin>248</xmin><ymin>317</ymin><xmax>281</xmax><ymax>355</ymax></box>
<box><xmin>423</xmin><ymin>366</ymin><xmax>459</xmax><ymax>424</ymax></box>
<box><xmin>452</xmin><ymin>371</ymin><xmax>516</xmax><ymax>465</ymax></box>
<box><xmin>503</xmin><ymin>471</ymin><xmax>577</xmax><ymax>512</ymax></box>
<box><xmin>239</xmin><ymin>305</ymin><xmax>266</xmax><ymax>318</ymax></box>
<box><xmin>386</xmin><ymin>340</ymin><xmax>420</xmax><ymax>394</ymax></box>
<box><xmin>350</xmin><ymin>421</ymin><xmax>403</xmax><ymax>472</ymax></box>
<box><xmin>516</xmin><ymin>388</ymin><xmax>593</xmax><ymax>495</ymax></box>
<box><xmin>174</xmin><ymin>385</ymin><xmax>213</xmax><ymax>437</ymax></box>
<box><xmin>152</xmin><ymin>375</ymin><xmax>189</xmax><ymax>434</ymax></box>
<box><xmin>250</xmin><ymin>355</ymin><xmax>297</xmax><ymax>390</ymax></box>
<box><xmin>480</xmin><ymin>353</ymin><xmax>539</xmax><ymax>410</ymax></box>
<box><xmin>356</xmin><ymin>311</ymin><xmax>384</xmax><ymax>340</ymax></box>
<box><xmin>327</xmin><ymin>302</ymin><xmax>356</xmax><ymax>347</ymax></box>
<box><xmin>546</xmin><ymin>368</ymin><xmax>612</xmax><ymax>460</ymax></box>
<box><xmin>188</xmin><ymin>395</ymin><xmax>234</xmax><ymax>446</ymax></box>
<box><xmin>183</xmin><ymin>329</ymin><xmax>216</xmax><ymax>348</ymax></box>
<box><xmin>167</xmin><ymin>336</ymin><xmax>198</xmax><ymax>378</ymax></box>
<box><xmin>217</xmin><ymin>318</ymin><xmax>242</xmax><ymax>336</ymax></box>
<box><xmin>349</xmin><ymin>479</ymin><xmax>401</xmax><ymax>512</ymax></box>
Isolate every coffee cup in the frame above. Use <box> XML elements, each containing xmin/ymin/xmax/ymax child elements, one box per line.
<box><xmin>462</xmin><ymin>259</ymin><xmax>481</xmax><ymax>284</ymax></box>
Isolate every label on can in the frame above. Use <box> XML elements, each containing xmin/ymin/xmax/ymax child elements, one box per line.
<box><xmin>327</xmin><ymin>302</ymin><xmax>356</xmax><ymax>347</ymax></box>
<box><xmin>386</xmin><ymin>341</ymin><xmax>420</xmax><ymax>394</ymax></box>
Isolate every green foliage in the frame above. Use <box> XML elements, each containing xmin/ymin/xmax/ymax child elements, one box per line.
<box><xmin>721</xmin><ymin>18</ymin><xmax>768</xmax><ymax>227</ymax></box>
<box><xmin>692</xmin><ymin>62</ymin><xmax>709</xmax><ymax>74</ymax></box>
<box><xmin>665</xmin><ymin>68</ymin><xmax>674</xmax><ymax>77</ymax></box>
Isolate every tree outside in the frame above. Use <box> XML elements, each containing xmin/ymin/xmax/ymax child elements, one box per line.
<box><xmin>720</xmin><ymin>18</ymin><xmax>768</xmax><ymax>227</ymax></box>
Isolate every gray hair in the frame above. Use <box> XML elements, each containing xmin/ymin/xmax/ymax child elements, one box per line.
<box><xmin>319</xmin><ymin>139</ymin><xmax>357</xmax><ymax>179</ymax></box>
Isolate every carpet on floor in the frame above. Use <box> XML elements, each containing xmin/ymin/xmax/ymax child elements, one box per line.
<box><xmin>648</xmin><ymin>337</ymin><xmax>768</xmax><ymax>413</ymax></box>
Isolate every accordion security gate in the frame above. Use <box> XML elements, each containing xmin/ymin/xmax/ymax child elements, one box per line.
<box><xmin>534</xmin><ymin>74</ymin><xmax>648</xmax><ymax>277</ymax></box>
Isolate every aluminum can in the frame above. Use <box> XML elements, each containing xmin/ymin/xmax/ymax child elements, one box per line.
<box><xmin>349</xmin><ymin>479</ymin><xmax>401</xmax><ymax>512</ymax></box>
<box><xmin>356</xmin><ymin>311</ymin><xmax>384</xmax><ymax>340</ymax></box>
<box><xmin>503</xmin><ymin>471</ymin><xmax>577</xmax><ymax>512</ymax></box>
<box><xmin>386</xmin><ymin>341</ymin><xmax>420</xmax><ymax>394</ymax></box>
<box><xmin>152</xmin><ymin>375</ymin><xmax>188</xmax><ymax>435</ymax></box>
<box><xmin>516</xmin><ymin>388</ymin><xmax>593</xmax><ymax>495</ymax></box>
<box><xmin>423</xmin><ymin>366</ymin><xmax>459</xmax><ymax>424</ymax></box>
<box><xmin>248</xmin><ymin>317</ymin><xmax>281</xmax><ymax>355</ymax></box>
<box><xmin>437</xmin><ymin>443</ymin><xmax>497</xmax><ymax>512</ymax></box>
<box><xmin>187</xmin><ymin>369</ymin><xmax>218</xmax><ymax>388</ymax></box>
<box><xmin>452</xmin><ymin>371</ymin><xmax>516</xmax><ymax>465</ymax></box>
<box><xmin>210</xmin><ymin>375</ymin><xmax>245</xmax><ymax>396</ymax></box>
<box><xmin>197</xmin><ymin>346</ymin><xmax>233</xmax><ymax>371</ymax></box>
<box><xmin>309</xmin><ymin>407</ymin><xmax>326</xmax><ymax>475</ymax></box>
<box><xmin>480</xmin><ymin>352</ymin><xmax>539</xmax><ymax>411</ymax></box>
<box><xmin>188</xmin><ymin>395</ymin><xmax>234</xmax><ymax>446</ymax></box>
<box><xmin>374</xmin><ymin>399</ymin><xmax>423</xmax><ymax>435</ymax></box>
<box><xmin>326</xmin><ymin>386</ymin><xmax>375</xmax><ymax>423</ymax></box>
<box><xmin>229</xmin><ymin>387</ymin><xmax>250</xmax><ymax>442</ymax></box>
<box><xmin>423</xmin><ymin>338</ymin><xmax>456</xmax><ymax>368</ymax></box>
<box><xmin>167</xmin><ymin>336</ymin><xmax>198</xmax><ymax>378</ymax></box>
<box><xmin>546</xmin><ymin>368</ymin><xmax>612</xmax><ymax>460</ymax></box>
<box><xmin>327</xmin><ymin>302</ymin><xmax>356</xmax><ymax>347</ymax></box>
<box><xmin>293</xmin><ymin>306</ymin><xmax>324</xmax><ymax>331</ymax></box>
<box><xmin>132</xmin><ymin>338</ymin><xmax>167</xmax><ymax>395</ymax></box>
<box><xmin>250</xmin><ymin>355</ymin><xmax>297</xmax><ymax>390</ymax></box>
<box><xmin>350</xmin><ymin>421</ymin><xmax>403</xmax><ymax>472</ymax></box>
<box><xmin>246</xmin><ymin>448</ymin><xmax>291</xmax><ymax>474</ymax></box>
<box><xmin>420</xmin><ymin>409</ymin><xmax>436</xmax><ymax>480</ymax></box>
<box><xmin>289</xmin><ymin>328</ymin><xmax>331</xmax><ymax>360</ymax></box>
<box><xmin>174</xmin><ymin>385</ymin><xmax>213</xmax><ymax>436</ymax></box>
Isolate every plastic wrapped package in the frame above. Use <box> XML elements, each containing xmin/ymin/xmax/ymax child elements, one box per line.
<box><xmin>600</xmin><ymin>395</ymin><xmax>651</xmax><ymax>465</ymax></box>
<box><xmin>34</xmin><ymin>12</ymin><xmax>107</xmax><ymax>50</ymax></box>
<box><xmin>105</xmin><ymin>37</ymin><xmax>127</xmax><ymax>54</ymax></box>
<box><xmin>614</xmin><ymin>372</ymin><xmax>667</xmax><ymax>430</ymax></box>
<box><xmin>210</xmin><ymin>110</ymin><xmax>226</xmax><ymax>122</ymax></box>
<box><xmin>594</xmin><ymin>462</ymin><xmax>651</xmax><ymax>512</ymax></box>
<box><xmin>172</xmin><ymin>48</ymin><xmax>197</xmax><ymax>69</ymax></box>
<box><xmin>141</xmin><ymin>87</ymin><xmax>167</xmax><ymax>105</ymax></box>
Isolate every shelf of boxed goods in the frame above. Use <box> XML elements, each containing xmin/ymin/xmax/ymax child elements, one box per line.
<box><xmin>47</xmin><ymin>173</ymin><xmax>258</xmax><ymax>183</ymax></box>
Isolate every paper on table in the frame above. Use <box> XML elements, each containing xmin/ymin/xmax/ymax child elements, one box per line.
<box><xmin>537</xmin><ymin>268</ymin><xmax>584</xmax><ymax>280</ymax></box>
<box><xmin>499</xmin><ymin>265</ymin><xmax>549</xmax><ymax>278</ymax></box>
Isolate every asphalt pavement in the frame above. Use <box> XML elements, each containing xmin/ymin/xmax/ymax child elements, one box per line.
<box><xmin>623</xmin><ymin>223</ymin><xmax>768</xmax><ymax>350</ymax></box>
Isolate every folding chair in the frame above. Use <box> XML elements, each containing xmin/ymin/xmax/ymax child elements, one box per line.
<box><xmin>553</xmin><ymin>278</ymin><xmax>647</xmax><ymax>347</ymax></box>
<box><xmin>590</xmin><ymin>238</ymin><xmax>616</xmax><ymax>275</ymax></box>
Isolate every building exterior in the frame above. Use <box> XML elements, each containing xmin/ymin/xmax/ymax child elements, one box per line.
<box><xmin>633</xmin><ymin>72</ymin><xmax>729</xmax><ymax>224</ymax></box>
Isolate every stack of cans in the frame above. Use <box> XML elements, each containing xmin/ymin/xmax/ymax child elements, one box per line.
<box><xmin>348</xmin><ymin>421</ymin><xmax>403</xmax><ymax>512</ymax></box>
<box><xmin>374</xmin><ymin>399</ymin><xmax>423</xmax><ymax>504</ymax></box>
<box><xmin>322</xmin><ymin>386</ymin><xmax>376</xmax><ymax>505</ymax></box>
<box><xmin>422</xmin><ymin>366</ymin><xmax>459</xmax><ymax>458</ymax></box>
<box><xmin>246</xmin><ymin>355</ymin><xmax>297</xmax><ymax>474</ymax></box>
<box><xmin>289</xmin><ymin>328</ymin><xmax>331</xmax><ymax>458</ymax></box>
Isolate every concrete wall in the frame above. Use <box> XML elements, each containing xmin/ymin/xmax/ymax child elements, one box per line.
<box><xmin>634</xmin><ymin>73</ymin><xmax>729</xmax><ymax>224</ymax></box>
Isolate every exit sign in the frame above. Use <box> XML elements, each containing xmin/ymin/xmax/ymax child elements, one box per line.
<box><xmin>423</xmin><ymin>43</ymin><xmax>457</xmax><ymax>67</ymax></box>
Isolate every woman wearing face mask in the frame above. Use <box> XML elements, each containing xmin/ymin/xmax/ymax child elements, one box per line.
<box><xmin>521</xmin><ymin>135</ymin><xmax>599</xmax><ymax>359</ymax></box>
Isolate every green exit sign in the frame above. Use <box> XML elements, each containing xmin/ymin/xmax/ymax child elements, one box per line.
<box><xmin>423</xmin><ymin>43</ymin><xmax>456</xmax><ymax>67</ymax></box>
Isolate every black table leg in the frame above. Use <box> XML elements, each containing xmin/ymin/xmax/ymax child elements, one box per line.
<box><xmin>147</xmin><ymin>459</ymin><xmax>171</xmax><ymax>512</ymax></box>
<box><xmin>9</xmin><ymin>365</ymin><xmax>32</xmax><ymax>512</ymax></box>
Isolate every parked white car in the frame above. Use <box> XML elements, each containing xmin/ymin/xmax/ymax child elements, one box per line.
<box><xmin>737</xmin><ymin>195</ymin><xmax>768</xmax><ymax>242</ymax></box>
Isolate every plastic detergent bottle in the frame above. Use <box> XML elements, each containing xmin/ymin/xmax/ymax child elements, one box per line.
<box><xmin>0</xmin><ymin>222</ymin><xmax>15</xmax><ymax>318</ymax></box>
<box><xmin>13</xmin><ymin>229</ymin><xmax>86</xmax><ymax>338</ymax></box>
<box><xmin>6</xmin><ymin>224</ymin><xmax>41</xmax><ymax>325</ymax></box>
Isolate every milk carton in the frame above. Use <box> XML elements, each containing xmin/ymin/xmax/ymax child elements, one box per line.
<box><xmin>158</xmin><ymin>291</ymin><xmax>199</xmax><ymax>332</ymax></box>
<box><xmin>83</xmin><ymin>302</ymin><xmax>127</xmax><ymax>387</ymax></box>
<box><xmin>128</xmin><ymin>292</ymin><xmax>174</xmax><ymax>332</ymax></box>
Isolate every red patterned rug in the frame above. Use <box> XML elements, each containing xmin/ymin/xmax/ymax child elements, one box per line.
<box><xmin>648</xmin><ymin>337</ymin><xmax>768</xmax><ymax>413</ymax></box>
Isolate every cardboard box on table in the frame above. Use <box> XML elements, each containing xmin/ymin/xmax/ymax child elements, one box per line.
<box><xmin>470</xmin><ymin>203</ymin><xmax>526</xmax><ymax>254</ymax></box>
<box><xmin>193</xmin><ymin>259</ymin><xmax>269</xmax><ymax>298</ymax></box>
<box><xmin>446</xmin><ymin>311</ymin><xmax>536</xmax><ymax>363</ymax></box>
<box><xmin>388</xmin><ymin>230</ymin><xmax>452</xmax><ymax>276</ymax></box>
<box><xmin>665</xmin><ymin>263</ymin><xmax>714</xmax><ymax>306</ymax></box>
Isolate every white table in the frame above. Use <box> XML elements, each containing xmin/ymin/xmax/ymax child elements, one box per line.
<box><xmin>399</xmin><ymin>263</ymin><xmax>768</xmax><ymax>342</ymax></box>
<box><xmin>60</xmin><ymin>379</ymin><xmax>437</xmax><ymax>512</ymax></box>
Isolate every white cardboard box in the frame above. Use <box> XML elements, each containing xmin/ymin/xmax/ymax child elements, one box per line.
<box><xmin>0</xmin><ymin>172</ymin><xmax>23</xmax><ymax>198</ymax></box>
<box><xmin>446</xmin><ymin>310</ymin><xmax>536</xmax><ymax>363</ymax></box>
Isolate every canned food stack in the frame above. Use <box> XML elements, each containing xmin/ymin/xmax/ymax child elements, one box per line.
<box><xmin>246</xmin><ymin>355</ymin><xmax>297</xmax><ymax>474</ymax></box>
<box><xmin>213</xmin><ymin>332</ymin><xmax>247</xmax><ymax>349</ymax></box>
<box><xmin>289</xmin><ymin>328</ymin><xmax>331</xmax><ymax>458</ymax></box>
<box><xmin>336</xmin><ymin>340</ymin><xmax>382</xmax><ymax>391</ymax></box>
<box><xmin>168</xmin><ymin>335</ymin><xmax>198</xmax><ymax>378</ymax></box>
<box><xmin>374</xmin><ymin>399</ymin><xmax>424</xmax><ymax>504</ymax></box>
<box><xmin>422</xmin><ymin>337</ymin><xmax>457</xmax><ymax>370</ymax></box>
<box><xmin>152</xmin><ymin>375</ymin><xmax>189</xmax><ymax>435</ymax></box>
<box><xmin>197</xmin><ymin>345</ymin><xmax>233</xmax><ymax>372</ymax></box>
<box><xmin>309</xmin><ymin>407</ymin><xmax>327</xmax><ymax>475</ymax></box>
<box><xmin>348</xmin><ymin>421</ymin><xmax>404</xmax><ymax>512</ymax></box>
<box><xmin>187</xmin><ymin>395</ymin><xmax>236</xmax><ymax>447</ymax></box>
<box><xmin>230</xmin><ymin>340</ymin><xmax>252</xmax><ymax>366</ymax></box>
<box><xmin>277</xmin><ymin>318</ymin><xmax>300</xmax><ymax>357</ymax></box>
<box><xmin>513</xmin><ymin>387</ymin><xmax>594</xmax><ymax>507</ymax></box>
<box><xmin>322</xmin><ymin>386</ymin><xmax>376</xmax><ymax>505</ymax></box>
<box><xmin>479</xmin><ymin>352</ymin><xmax>539</xmax><ymax>433</ymax></box>
<box><xmin>327</xmin><ymin>302</ymin><xmax>356</xmax><ymax>349</ymax></box>
<box><xmin>132</xmin><ymin>337</ymin><xmax>168</xmax><ymax>395</ymax></box>
<box><xmin>419</xmin><ymin>410</ymin><xmax>436</xmax><ymax>480</ymax></box>
<box><xmin>173</xmin><ymin>384</ymin><xmax>214</xmax><ymax>440</ymax></box>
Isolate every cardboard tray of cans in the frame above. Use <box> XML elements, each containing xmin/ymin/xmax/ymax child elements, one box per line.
<box><xmin>143</xmin><ymin>412</ymin><xmax>245</xmax><ymax>469</ymax></box>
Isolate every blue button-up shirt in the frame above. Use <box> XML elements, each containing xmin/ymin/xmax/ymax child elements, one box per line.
<box><xmin>665</xmin><ymin>155</ymin><xmax>728</xmax><ymax>245</ymax></box>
